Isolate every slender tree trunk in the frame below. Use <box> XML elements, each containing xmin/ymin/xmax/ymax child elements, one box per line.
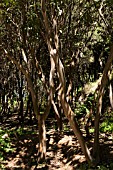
<box><xmin>25</xmin><ymin>93</ymin><xmax>33</xmax><ymax>123</ymax></box>
<box><xmin>55</xmin><ymin>55</ymin><xmax>93</xmax><ymax>164</ymax></box>
<box><xmin>37</xmin><ymin>55</ymin><xmax>56</xmax><ymax>162</ymax></box>
<box><xmin>4</xmin><ymin>49</ymin><xmax>53</xmax><ymax>163</ymax></box>
<box><xmin>52</xmin><ymin>100</ymin><xmax>62</xmax><ymax>131</ymax></box>
<box><xmin>93</xmin><ymin>45</ymin><xmax>113</xmax><ymax>164</ymax></box>
<box><xmin>19</xmin><ymin>76</ymin><xmax>24</xmax><ymax>124</ymax></box>
<box><xmin>1</xmin><ymin>92</ymin><xmax>5</xmax><ymax>123</ymax></box>
<box><xmin>38</xmin><ymin>114</ymin><xmax>46</xmax><ymax>162</ymax></box>
<box><xmin>109</xmin><ymin>69</ymin><xmax>113</xmax><ymax>109</ymax></box>
<box><xmin>109</xmin><ymin>83</ymin><xmax>113</xmax><ymax>109</ymax></box>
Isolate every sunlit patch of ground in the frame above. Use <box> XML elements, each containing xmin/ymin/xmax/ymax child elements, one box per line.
<box><xmin>0</xmin><ymin>116</ymin><xmax>113</xmax><ymax>170</ymax></box>
<box><xmin>1</xmin><ymin>128</ymin><xmax>87</xmax><ymax>170</ymax></box>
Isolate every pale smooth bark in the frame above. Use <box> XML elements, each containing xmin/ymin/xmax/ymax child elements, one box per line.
<box><xmin>109</xmin><ymin>69</ymin><xmax>113</xmax><ymax>109</ymax></box>
<box><xmin>109</xmin><ymin>83</ymin><xmax>113</xmax><ymax>109</ymax></box>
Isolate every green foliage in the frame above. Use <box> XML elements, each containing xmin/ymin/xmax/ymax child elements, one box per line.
<box><xmin>9</xmin><ymin>127</ymin><xmax>37</xmax><ymax>136</ymax></box>
<box><xmin>0</xmin><ymin>129</ymin><xmax>13</xmax><ymax>154</ymax></box>
<box><xmin>0</xmin><ymin>127</ymin><xmax>37</xmax><ymax>169</ymax></box>
<box><xmin>75</xmin><ymin>102</ymin><xmax>89</xmax><ymax>117</ymax></box>
<box><xmin>97</xmin><ymin>164</ymin><xmax>113</xmax><ymax>170</ymax></box>
<box><xmin>1</xmin><ymin>0</ymin><xmax>113</xmax><ymax>167</ymax></box>
<box><xmin>78</xmin><ymin>162</ymin><xmax>113</xmax><ymax>170</ymax></box>
<box><xmin>0</xmin><ymin>128</ymin><xmax>15</xmax><ymax>169</ymax></box>
<box><xmin>100</xmin><ymin>117</ymin><xmax>113</xmax><ymax>132</ymax></box>
<box><xmin>74</xmin><ymin>95</ymin><xmax>94</xmax><ymax>117</ymax></box>
<box><xmin>89</xmin><ymin>128</ymin><xmax>94</xmax><ymax>133</ymax></box>
<box><xmin>63</xmin><ymin>123</ymin><xmax>69</xmax><ymax>131</ymax></box>
<box><xmin>2</xmin><ymin>0</ymin><xmax>17</xmax><ymax>7</ymax></box>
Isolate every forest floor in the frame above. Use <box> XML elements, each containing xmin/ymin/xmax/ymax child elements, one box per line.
<box><xmin>0</xmin><ymin>115</ymin><xmax>113</xmax><ymax>170</ymax></box>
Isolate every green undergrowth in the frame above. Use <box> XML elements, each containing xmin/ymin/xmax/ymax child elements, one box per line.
<box><xmin>100</xmin><ymin>113</ymin><xmax>113</xmax><ymax>133</ymax></box>
<box><xmin>0</xmin><ymin>128</ymin><xmax>15</xmax><ymax>169</ymax></box>
<box><xmin>0</xmin><ymin>127</ymin><xmax>37</xmax><ymax>169</ymax></box>
<box><xmin>78</xmin><ymin>162</ymin><xmax>113</xmax><ymax>170</ymax></box>
<box><xmin>89</xmin><ymin>116</ymin><xmax>113</xmax><ymax>134</ymax></box>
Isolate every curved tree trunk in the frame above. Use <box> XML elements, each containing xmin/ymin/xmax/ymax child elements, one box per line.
<box><xmin>38</xmin><ymin>55</ymin><xmax>56</xmax><ymax>162</ymax></box>
<box><xmin>55</xmin><ymin>55</ymin><xmax>93</xmax><ymax>164</ymax></box>
<box><xmin>41</xmin><ymin>0</ymin><xmax>93</xmax><ymax>164</ymax></box>
<box><xmin>52</xmin><ymin>100</ymin><xmax>62</xmax><ymax>131</ymax></box>
<box><xmin>93</xmin><ymin>45</ymin><xmax>113</xmax><ymax>164</ymax></box>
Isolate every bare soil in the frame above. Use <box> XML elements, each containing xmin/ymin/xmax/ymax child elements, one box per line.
<box><xmin>0</xmin><ymin>116</ymin><xmax>113</xmax><ymax>170</ymax></box>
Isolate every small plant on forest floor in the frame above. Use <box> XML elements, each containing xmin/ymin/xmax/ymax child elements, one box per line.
<box><xmin>78</xmin><ymin>163</ymin><xmax>113</xmax><ymax>170</ymax></box>
<box><xmin>74</xmin><ymin>95</ymin><xmax>95</xmax><ymax>120</ymax></box>
<box><xmin>0</xmin><ymin>127</ymin><xmax>37</xmax><ymax>169</ymax></box>
<box><xmin>0</xmin><ymin>128</ymin><xmax>15</xmax><ymax>169</ymax></box>
<box><xmin>100</xmin><ymin>116</ymin><xmax>113</xmax><ymax>133</ymax></box>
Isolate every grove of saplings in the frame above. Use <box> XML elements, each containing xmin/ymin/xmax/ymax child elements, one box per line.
<box><xmin>1</xmin><ymin>0</ymin><xmax>113</xmax><ymax>168</ymax></box>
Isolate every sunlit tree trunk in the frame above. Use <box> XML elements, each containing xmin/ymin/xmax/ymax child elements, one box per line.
<box><xmin>41</xmin><ymin>0</ymin><xmax>93</xmax><ymax>164</ymax></box>
<box><xmin>55</xmin><ymin>54</ymin><xmax>93</xmax><ymax>163</ymax></box>
<box><xmin>37</xmin><ymin>55</ymin><xmax>56</xmax><ymax>161</ymax></box>
<box><xmin>109</xmin><ymin>69</ymin><xmax>113</xmax><ymax>109</ymax></box>
<box><xmin>52</xmin><ymin>100</ymin><xmax>62</xmax><ymax>131</ymax></box>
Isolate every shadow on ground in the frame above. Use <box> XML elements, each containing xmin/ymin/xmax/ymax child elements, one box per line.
<box><xmin>0</xmin><ymin>116</ymin><xmax>113</xmax><ymax>170</ymax></box>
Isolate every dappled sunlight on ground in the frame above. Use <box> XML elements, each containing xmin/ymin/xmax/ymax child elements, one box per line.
<box><xmin>1</xmin><ymin>128</ymin><xmax>87</xmax><ymax>170</ymax></box>
<box><xmin>0</xmin><ymin>117</ymin><xmax>113</xmax><ymax>170</ymax></box>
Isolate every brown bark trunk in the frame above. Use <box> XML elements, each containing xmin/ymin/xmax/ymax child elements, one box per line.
<box><xmin>4</xmin><ymin>51</ymin><xmax>46</xmax><ymax>161</ymax></box>
<box><xmin>38</xmin><ymin>56</ymin><xmax>56</xmax><ymax>161</ymax></box>
<box><xmin>38</xmin><ymin>115</ymin><xmax>46</xmax><ymax>162</ymax></box>
<box><xmin>109</xmin><ymin>69</ymin><xmax>113</xmax><ymax>109</ymax></box>
<box><xmin>109</xmin><ymin>83</ymin><xmax>113</xmax><ymax>109</ymax></box>
<box><xmin>55</xmin><ymin>56</ymin><xmax>93</xmax><ymax>164</ymax></box>
<box><xmin>41</xmin><ymin>1</ymin><xmax>93</xmax><ymax>163</ymax></box>
<box><xmin>4</xmin><ymin>50</ymin><xmax>39</xmax><ymax>118</ymax></box>
<box><xmin>52</xmin><ymin>100</ymin><xmax>62</xmax><ymax>131</ymax></box>
<box><xmin>93</xmin><ymin>45</ymin><xmax>113</xmax><ymax>164</ymax></box>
